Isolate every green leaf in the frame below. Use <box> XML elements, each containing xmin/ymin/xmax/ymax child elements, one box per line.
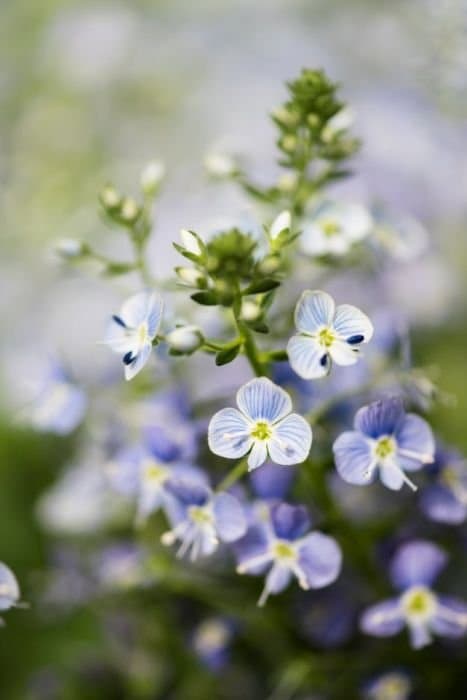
<box><xmin>173</xmin><ymin>242</ymin><xmax>201</xmax><ymax>263</ymax></box>
<box><xmin>243</xmin><ymin>278</ymin><xmax>281</xmax><ymax>295</ymax></box>
<box><xmin>191</xmin><ymin>291</ymin><xmax>219</xmax><ymax>306</ymax></box>
<box><xmin>102</xmin><ymin>262</ymin><xmax>136</xmax><ymax>276</ymax></box>
<box><xmin>215</xmin><ymin>345</ymin><xmax>240</xmax><ymax>366</ymax></box>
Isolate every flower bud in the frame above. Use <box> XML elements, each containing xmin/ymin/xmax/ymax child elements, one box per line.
<box><xmin>166</xmin><ymin>325</ymin><xmax>204</xmax><ymax>353</ymax></box>
<box><xmin>321</xmin><ymin>108</ymin><xmax>354</xmax><ymax>142</ymax></box>
<box><xmin>180</xmin><ymin>229</ymin><xmax>202</xmax><ymax>256</ymax></box>
<box><xmin>272</xmin><ymin>107</ymin><xmax>300</xmax><ymax>128</ymax></box>
<box><xmin>270</xmin><ymin>211</ymin><xmax>291</xmax><ymax>240</ymax></box>
<box><xmin>100</xmin><ymin>185</ymin><xmax>121</xmax><ymax>210</ymax></box>
<box><xmin>175</xmin><ymin>266</ymin><xmax>204</xmax><ymax>286</ymax></box>
<box><xmin>204</xmin><ymin>152</ymin><xmax>237</xmax><ymax>178</ymax></box>
<box><xmin>277</xmin><ymin>172</ymin><xmax>298</xmax><ymax>192</ymax></box>
<box><xmin>120</xmin><ymin>197</ymin><xmax>140</xmax><ymax>223</ymax></box>
<box><xmin>55</xmin><ymin>238</ymin><xmax>88</xmax><ymax>259</ymax></box>
<box><xmin>258</xmin><ymin>254</ymin><xmax>281</xmax><ymax>275</ymax></box>
<box><xmin>140</xmin><ymin>160</ymin><xmax>165</xmax><ymax>195</ymax></box>
<box><xmin>240</xmin><ymin>299</ymin><xmax>262</xmax><ymax>322</ymax></box>
<box><xmin>280</xmin><ymin>135</ymin><xmax>297</xmax><ymax>153</ymax></box>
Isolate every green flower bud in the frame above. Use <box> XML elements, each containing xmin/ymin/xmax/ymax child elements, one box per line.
<box><xmin>166</xmin><ymin>325</ymin><xmax>204</xmax><ymax>353</ymax></box>
<box><xmin>141</xmin><ymin>160</ymin><xmax>165</xmax><ymax>195</ymax></box>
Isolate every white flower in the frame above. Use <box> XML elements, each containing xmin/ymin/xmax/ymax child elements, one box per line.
<box><xmin>204</xmin><ymin>152</ymin><xmax>237</xmax><ymax>178</ymax></box>
<box><xmin>270</xmin><ymin>211</ymin><xmax>291</xmax><ymax>240</ymax></box>
<box><xmin>166</xmin><ymin>325</ymin><xmax>204</xmax><ymax>353</ymax></box>
<box><xmin>300</xmin><ymin>201</ymin><xmax>372</xmax><ymax>257</ymax></box>
<box><xmin>208</xmin><ymin>378</ymin><xmax>312</xmax><ymax>471</ymax></box>
<box><xmin>140</xmin><ymin>160</ymin><xmax>165</xmax><ymax>194</ymax></box>
<box><xmin>287</xmin><ymin>290</ymin><xmax>373</xmax><ymax>379</ymax></box>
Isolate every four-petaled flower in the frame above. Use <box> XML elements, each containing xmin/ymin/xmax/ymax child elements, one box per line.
<box><xmin>360</xmin><ymin>540</ymin><xmax>467</xmax><ymax>649</ymax></box>
<box><xmin>208</xmin><ymin>378</ymin><xmax>312</xmax><ymax>471</ymax></box>
<box><xmin>287</xmin><ymin>290</ymin><xmax>373</xmax><ymax>380</ymax></box>
<box><xmin>234</xmin><ymin>502</ymin><xmax>342</xmax><ymax>606</ymax></box>
<box><xmin>333</xmin><ymin>398</ymin><xmax>435</xmax><ymax>492</ymax></box>
<box><xmin>300</xmin><ymin>201</ymin><xmax>372</xmax><ymax>258</ymax></box>
<box><xmin>161</xmin><ymin>478</ymin><xmax>247</xmax><ymax>561</ymax></box>
<box><xmin>420</xmin><ymin>446</ymin><xmax>467</xmax><ymax>525</ymax></box>
<box><xmin>105</xmin><ymin>291</ymin><xmax>164</xmax><ymax>380</ymax></box>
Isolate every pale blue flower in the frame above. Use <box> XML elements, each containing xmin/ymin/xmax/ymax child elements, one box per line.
<box><xmin>105</xmin><ymin>291</ymin><xmax>164</xmax><ymax>380</ymax></box>
<box><xmin>191</xmin><ymin>617</ymin><xmax>234</xmax><ymax>671</ymax></box>
<box><xmin>333</xmin><ymin>398</ymin><xmax>435</xmax><ymax>492</ymax></box>
<box><xmin>420</xmin><ymin>446</ymin><xmax>467</xmax><ymax>525</ymax></box>
<box><xmin>287</xmin><ymin>290</ymin><xmax>373</xmax><ymax>380</ymax></box>
<box><xmin>161</xmin><ymin>478</ymin><xmax>247</xmax><ymax>561</ymax></box>
<box><xmin>0</xmin><ymin>562</ymin><xmax>20</xmax><ymax>615</ymax></box>
<box><xmin>234</xmin><ymin>502</ymin><xmax>342</xmax><ymax>606</ymax></box>
<box><xmin>28</xmin><ymin>362</ymin><xmax>86</xmax><ymax>435</ymax></box>
<box><xmin>208</xmin><ymin>378</ymin><xmax>312</xmax><ymax>471</ymax></box>
<box><xmin>300</xmin><ymin>201</ymin><xmax>372</xmax><ymax>258</ymax></box>
<box><xmin>360</xmin><ymin>540</ymin><xmax>467</xmax><ymax>649</ymax></box>
<box><xmin>363</xmin><ymin>670</ymin><xmax>412</xmax><ymax>700</ymax></box>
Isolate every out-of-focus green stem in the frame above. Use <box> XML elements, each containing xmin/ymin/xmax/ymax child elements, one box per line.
<box><xmin>216</xmin><ymin>456</ymin><xmax>249</xmax><ymax>492</ymax></box>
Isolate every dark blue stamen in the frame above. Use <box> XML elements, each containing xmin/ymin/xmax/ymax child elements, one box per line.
<box><xmin>123</xmin><ymin>351</ymin><xmax>136</xmax><ymax>365</ymax></box>
<box><xmin>320</xmin><ymin>354</ymin><xmax>329</xmax><ymax>367</ymax></box>
<box><xmin>112</xmin><ymin>315</ymin><xmax>127</xmax><ymax>328</ymax></box>
<box><xmin>347</xmin><ymin>334</ymin><xmax>364</xmax><ymax>345</ymax></box>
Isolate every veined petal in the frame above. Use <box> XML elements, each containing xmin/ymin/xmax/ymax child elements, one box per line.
<box><xmin>294</xmin><ymin>290</ymin><xmax>335</xmax><ymax>334</ymax></box>
<box><xmin>270</xmin><ymin>503</ymin><xmax>310</xmax><ymax>540</ymax></box>
<box><xmin>248</xmin><ymin>441</ymin><xmax>268</xmax><ymax>471</ymax></box>
<box><xmin>333</xmin><ymin>431</ymin><xmax>375</xmax><ymax>485</ymax></box>
<box><xmin>354</xmin><ymin>398</ymin><xmax>405</xmax><ymax>439</ymax></box>
<box><xmin>121</xmin><ymin>292</ymin><xmax>161</xmax><ymax>332</ymax></box>
<box><xmin>431</xmin><ymin>596</ymin><xmax>467</xmax><ymax>639</ymax></box>
<box><xmin>236</xmin><ymin>378</ymin><xmax>292</xmax><ymax>423</ymax></box>
<box><xmin>389</xmin><ymin>540</ymin><xmax>447</xmax><ymax>590</ymax></box>
<box><xmin>268</xmin><ymin>414</ymin><xmax>312</xmax><ymax>465</ymax></box>
<box><xmin>395</xmin><ymin>414</ymin><xmax>435</xmax><ymax>469</ymax></box>
<box><xmin>287</xmin><ymin>335</ymin><xmax>330</xmax><ymax>379</ymax></box>
<box><xmin>124</xmin><ymin>342</ymin><xmax>152</xmax><ymax>381</ymax></box>
<box><xmin>165</xmin><ymin>478</ymin><xmax>211</xmax><ymax>507</ymax></box>
<box><xmin>213</xmin><ymin>492</ymin><xmax>247</xmax><ymax>542</ymax></box>
<box><xmin>360</xmin><ymin>598</ymin><xmax>405</xmax><ymax>637</ymax></box>
<box><xmin>328</xmin><ymin>339</ymin><xmax>360</xmax><ymax>367</ymax></box>
<box><xmin>297</xmin><ymin>532</ymin><xmax>342</xmax><ymax>588</ymax></box>
<box><xmin>333</xmin><ymin>304</ymin><xmax>374</xmax><ymax>343</ymax></box>
<box><xmin>208</xmin><ymin>408</ymin><xmax>252</xmax><ymax>459</ymax></box>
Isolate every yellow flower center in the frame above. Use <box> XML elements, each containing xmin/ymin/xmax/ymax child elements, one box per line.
<box><xmin>137</xmin><ymin>321</ymin><xmax>149</xmax><ymax>345</ymax></box>
<box><xmin>143</xmin><ymin>459</ymin><xmax>168</xmax><ymax>484</ymax></box>
<box><xmin>251</xmin><ymin>421</ymin><xmax>272</xmax><ymax>441</ymax></box>
<box><xmin>321</xmin><ymin>218</ymin><xmax>341</xmax><ymax>237</ymax></box>
<box><xmin>318</xmin><ymin>327</ymin><xmax>335</xmax><ymax>348</ymax></box>
<box><xmin>188</xmin><ymin>506</ymin><xmax>213</xmax><ymax>526</ymax></box>
<box><xmin>375</xmin><ymin>436</ymin><xmax>395</xmax><ymax>460</ymax></box>
<box><xmin>401</xmin><ymin>586</ymin><xmax>436</xmax><ymax>621</ymax></box>
<box><xmin>272</xmin><ymin>540</ymin><xmax>297</xmax><ymax>561</ymax></box>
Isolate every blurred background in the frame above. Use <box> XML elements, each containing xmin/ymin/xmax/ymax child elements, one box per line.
<box><xmin>1</xmin><ymin>0</ymin><xmax>467</xmax><ymax>698</ymax></box>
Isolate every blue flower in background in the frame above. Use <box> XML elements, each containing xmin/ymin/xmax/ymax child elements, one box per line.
<box><xmin>333</xmin><ymin>398</ymin><xmax>434</xmax><ymax>492</ymax></box>
<box><xmin>249</xmin><ymin>461</ymin><xmax>296</xmax><ymax>501</ymax></box>
<box><xmin>234</xmin><ymin>502</ymin><xmax>342</xmax><ymax>606</ymax></box>
<box><xmin>420</xmin><ymin>446</ymin><xmax>467</xmax><ymax>525</ymax></box>
<box><xmin>208</xmin><ymin>378</ymin><xmax>312</xmax><ymax>470</ymax></box>
<box><xmin>0</xmin><ymin>562</ymin><xmax>21</xmax><ymax>624</ymax></box>
<box><xmin>300</xmin><ymin>201</ymin><xmax>373</xmax><ymax>258</ymax></box>
<box><xmin>363</xmin><ymin>670</ymin><xmax>412</xmax><ymax>700</ymax></box>
<box><xmin>191</xmin><ymin>617</ymin><xmax>234</xmax><ymax>672</ymax></box>
<box><xmin>161</xmin><ymin>478</ymin><xmax>246</xmax><ymax>560</ymax></box>
<box><xmin>28</xmin><ymin>362</ymin><xmax>87</xmax><ymax>435</ymax></box>
<box><xmin>360</xmin><ymin>540</ymin><xmax>467</xmax><ymax>649</ymax></box>
<box><xmin>105</xmin><ymin>291</ymin><xmax>164</xmax><ymax>380</ymax></box>
<box><xmin>287</xmin><ymin>290</ymin><xmax>373</xmax><ymax>380</ymax></box>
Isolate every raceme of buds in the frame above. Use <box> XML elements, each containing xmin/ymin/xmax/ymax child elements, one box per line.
<box><xmin>140</xmin><ymin>160</ymin><xmax>166</xmax><ymax>195</ymax></box>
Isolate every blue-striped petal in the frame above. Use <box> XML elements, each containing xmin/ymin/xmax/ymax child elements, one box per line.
<box><xmin>236</xmin><ymin>378</ymin><xmax>292</xmax><ymax>423</ymax></box>
<box><xmin>354</xmin><ymin>398</ymin><xmax>405</xmax><ymax>439</ymax></box>
<box><xmin>332</xmin><ymin>304</ymin><xmax>373</xmax><ymax>344</ymax></box>
<box><xmin>121</xmin><ymin>292</ymin><xmax>163</xmax><ymax>335</ymax></box>
<box><xmin>213</xmin><ymin>492</ymin><xmax>247</xmax><ymax>542</ymax></box>
<box><xmin>287</xmin><ymin>335</ymin><xmax>329</xmax><ymax>379</ymax></box>
<box><xmin>248</xmin><ymin>441</ymin><xmax>268</xmax><ymax>471</ymax></box>
<box><xmin>208</xmin><ymin>408</ymin><xmax>252</xmax><ymax>459</ymax></box>
<box><xmin>270</xmin><ymin>503</ymin><xmax>310</xmax><ymax>540</ymax></box>
<box><xmin>328</xmin><ymin>339</ymin><xmax>360</xmax><ymax>366</ymax></box>
<box><xmin>389</xmin><ymin>540</ymin><xmax>447</xmax><ymax>590</ymax></box>
<box><xmin>294</xmin><ymin>290</ymin><xmax>335</xmax><ymax>334</ymax></box>
<box><xmin>268</xmin><ymin>414</ymin><xmax>312</xmax><ymax>465</ymax></box>
<box><xmin>333</xmin><ymin>431</ymin><xmax>375</xmax><ymax>485</ymax></box>
<box><xmin>297</xmin><ymin>532</ymin><xmax>342</xmax><ymax>588</ymax></box>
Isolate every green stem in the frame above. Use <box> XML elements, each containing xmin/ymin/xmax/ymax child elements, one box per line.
<box><xmin>216</xmin><ymin>456</ymin><xmax>249</xmax><ymax>492</ymax></box>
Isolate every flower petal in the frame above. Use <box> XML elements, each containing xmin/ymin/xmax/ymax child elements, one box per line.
<box><xmin>360</xmin><ymin>599</ymin><xmax>405</xmax><ymax>637</ymax></box>
<box><xmin>287</xmin><ymin>335</ymin><xmax>330</xmax><ymax>379</ymax></box>
<box><xmin>379</xmin><ymin>463</ymin><xmax>407</xmax><ymax>491</ymax></box>
<box><xmin>121</xmin><ymin>292</ymin><xmax>162</xmax><ymax>335</ymax></box>
<box><xmin>124</xmin><ymin>342</ymin><xmax>152</xmax><ymax>381</ymax></box>
<box><xmin>389</xmin><ymin>540</ymin><xmax>447</xmax><ymax>590</ymax></box>
<box><xmin>294</xmin><ymin>290</ymin><xmax>335</xmax><ymax>334</ymax></box>
<box><xmin>354</xmin><ymin>398</ymin><xmax>405</xmax><ymax>439</ymax></box>
<box><xmin>165</xmin><ymin>478</ymin><xmax>211</xmax><ymax>507</ymax></box>
<box><xmin>236</xmin><ymin>378</ymin><xmax>292</xmax><ymax>423</ymax></box>
<box><xmin>270</xmin><ymin>503</ymin><xmax>310</xmax><ymax>540</ymax></box>
<box><xmin>0</xmin><ymin>563</ymin><xmax>20</xmax><ymax>611</ymax></box>
<box><xmin>431</xmin><ymin>596</ymin><xmax>467</xmax><ymax>639</ymax></box>
<box><xmin>394</xmin><ymin>414</ymin><xmax>435</xmax><ymax>469</ymax></box>
<box><xmin>105</xmin><ymin>321</ymin><xmax>138</xmax><ymax>354</ymax></box>
<box><xmin>213</xmin><ymin>492</ymin><xmax>247</xmax><ymax>542</ymax></box>
<box><xmin>208</xmin><ymin>408</ymin><xmax>252</xmax><ymax>459</ymax></box>
<box><xmin>248</xmin><ymin>441</ymin><xmax>268</xmax><ymax>471</ymax></box>
<box><xmin>420</xmin><ymin>485</ymin><xmax>467</xmax><ymax>525</ymax></box>
<box><xmin>250</xmin><ymin>462</ymin><xmax>296</xmax><ymax>500</ymax></box>
<box><xmin>297</xmin><ymin>531</ymin><xmax>342</xmax><ymax>588</ymax></box>
<box><xmin>333</xmin><ymin>304</ymin><xmax>374</xmax><ymax>344</ymax></box>
<box><xmin>333</xmin><ymin>431</ymin><xmax>375</xmax><ymax>485</ymax></box>
<box><xmin>268</xmin><ymin>414</ymin><xmax>312</xmax><ymax>465</ymax></box>
<box><xmin>259</xmin><ymin>564</ymin><xmax>292</xmax><ymax>605</ymax></box>
<box><xmin>328</xmin><ymin>339</ymin><xmax>360</xmax><ymax>366</ymax></box>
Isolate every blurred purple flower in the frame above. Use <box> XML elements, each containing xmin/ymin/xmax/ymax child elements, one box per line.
<box><xmin>420</xmin><ymin>446</ymin><xmax>467</xmax><ymax>525</ymax></box>
<box><xmin>191</xmin><ymin>617</ymin><xmax>234</xmax><ymax>671</ymax></box>
<box><xmin>363</xmin><ymin>669</ymin><xmax>412</xmax><ymax>700</ymax></box>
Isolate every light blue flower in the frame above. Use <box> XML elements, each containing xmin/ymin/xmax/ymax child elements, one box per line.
<box><xmin>287</xmin><ymin>290</ymin><xmax>373</xmax><ymax>380</ymax></box>
<box><xmin>363</xmin><ymin>670</ymin><xmax>412</xmax><ymax>700</ymax></box>
<box><xmin>28</xmin><ymin>362</ymin><xmax>87</xmax><ymax>435</ymax></box>
<box><xmin>300</xmin><ymin>201</ymin><xmax>372</xmax><ymax>258</ymax></box>
<box><xmin>234</xmin><ymin>502</ymin><xmax>342</xmax><ymax>606</ymax></box>
<box><xmin>420</xmin><ymin>445</ymin><xmax>467</xmax><ymax>525</ymax></box>
<box><xmin>161</xmin><ymin>478</ymin><xmax>247</xmax><ymax>561</ymax></box>
<box><xmin>333</xmin><ymin>398</ymin><xmax>435</xmax><ymax>492</ymax></box>
<box><xmin>0</xmin><ymin>562</ymin><xmax>20</xmax><ymax>616</ymax></box>
<box><xmin>191</xmin><ymin>617</ymin><xmax>234</xmax><ymax>672</ymax></box>
<box><xmin>208</xmin><ymin>378</ymin><xmax>312</xmax><ymax>471</ymax></box>
<box><xmin>360</xmin><ymin>540</ymin><xmax>467</xmax><ymax>649</ymax></box>
<box><xmin>105</xmin><ymin>291</ymin><xmax>164</xmax><ymax>380</ymax></box>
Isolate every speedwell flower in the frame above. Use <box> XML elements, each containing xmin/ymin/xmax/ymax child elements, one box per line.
<box><xmin>287</xmin><ymin>290</ymin><xmax>373</xmax><ymax>380</ymax></box>
<box><xmin>161</xmin><ymin>478</ymin><xmax>246</xmax><ymax>561</ymax></box>
<box><xmin>300</xmin><ymin>201</ymin><xmax>372</xmax><ymax>257</ymax></box>
<box><xmin>0</xmin><ymin>562</ymin><xmax>21</xmax><ymax>616</ymax></box>
<box><xmin>27</xmin><ymin>361</ymin><xmax>87</xmax><ymax>435</ymax></box>
<box><xmin>333</xmin><ymin>398</ymin><xmax>434</xmax><ymax>492</ymax></box>
<box><xmin>234</xmin><ymin>502</ymin><xmax>342</xmax><ymax>606</ymax></box>
<box><xmin>105</xmin><ymin>291</ymin><xmax>163</xmax><ymax>380</ymax></box>
<box><xmin>363</xmin><ymin>670</ymin><xmax>412</xmax><ymax>700</ymax></box>
<box><xmin>420</xmin><ymin>445</ymin><xmax>467</xmax><ymax>525</ymax></box>
<box><xmin>208</xmin><ymin>378</ymin><xmax>312</xmax><ymax>471</ymax></box>
<box><xmin>360</xmin><ymin>540</ymin><xmax>467</xmax><ymax>649</ymax></box>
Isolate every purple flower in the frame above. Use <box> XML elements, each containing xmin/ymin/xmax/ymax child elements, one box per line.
<box><xmin>234</xmin><ymin>502</ymin><xmax>342</xmax><ymax>606</ymax></box>
<box><xmin>420</xmin><ymin>446</ymin><xmax>467</xmax><ymax>525</ymax></box>
<box><xmin>161</xmin><ymin>478</ymin><xmax>247</xmax><ymax>561</ymax></box>
<box><xmin>191</xmin><ymin>617</ymin><xmax>234</xmax><ymax>671</ymax></box>
<box><xmin>249</xmin><ymin>461</ymin><xmax>296</xmax><ymax>501</ymax></box>
<box><xmin>333</xmin><ymin>398</ymin><xmax>435</xmax><ymax>492</ymax></box>
<box><xmin>363</xmin><ymin>670</ymin><xmax>412</xmax><ymax>700</ymax></box>
<box><xmin>360</xmin><ymin>540</ymin><xmax>467</xmax><ymax>649</ymax></box>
